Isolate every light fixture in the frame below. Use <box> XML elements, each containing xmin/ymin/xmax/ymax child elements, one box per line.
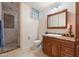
<box><xmin>50</xmin><ymin>9</ymin><xmax>54</xmax><ymax>11</ymax></box>
<box><xmin>50</xmin><ymin>7</ymin><xmax>57</xmax><ymax>12</ymax></box>
<box><xmin>58</xmin><ymin>4</ymin><xmax>62</xmax><ymax>8</ymax></box>
<box><xmin>50</xmin><ymin>4</ymin><xmax>62</xmax><ymax>12</ymax></box>
<box><xmin>53</xmin><ymin>7</ymin><xmax>57</xmax><ymax>10</ymax></box>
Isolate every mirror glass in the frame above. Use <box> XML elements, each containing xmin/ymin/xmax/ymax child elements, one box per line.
<box><xmin>47</xmin><ymin>9</ymin><xmax>67</xmax><ymax>29</ymax></box>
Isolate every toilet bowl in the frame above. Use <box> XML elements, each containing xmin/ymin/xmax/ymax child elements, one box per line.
<box><xmin>33</xmin><ymin>39</ymin><xmax>42</xmax><ymax>49</ymax></box>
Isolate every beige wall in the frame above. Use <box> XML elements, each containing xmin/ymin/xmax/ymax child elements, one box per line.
<box><xmin>20</xmin><ymin>3</ymin><xmax>39</xmax><ymax>49</ymax></box>
<box><xmin>38</xmin><ymin>2</ymin><xmax>76</xmax><ymax>40</ymax></box>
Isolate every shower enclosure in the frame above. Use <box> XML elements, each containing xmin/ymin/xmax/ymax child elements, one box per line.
<box><xmin>0</xmin><ymin>2</ymin><xmax>20</xmax><ymax>53</ymax></box>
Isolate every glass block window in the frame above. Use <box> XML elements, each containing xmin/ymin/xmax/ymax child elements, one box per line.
<box><xmin>32</xmin><ymin>8</ymin><xmax>39</xmax><ymax>20</ymax></box>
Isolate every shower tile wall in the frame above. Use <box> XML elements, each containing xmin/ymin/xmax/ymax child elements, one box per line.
<box><xmin>2</xmin><ymin>2</ymin><xmax>20</xmax><ymax>52</ymax></box>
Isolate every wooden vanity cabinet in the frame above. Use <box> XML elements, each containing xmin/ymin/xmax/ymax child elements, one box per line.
<box><xmin>51</xmin><ymin>41</ymin><xmax>59</xmax><ymax>57</ymax></box>
<box><xmin>60</xmin><ymin>45</ymin><xmax>75</xmax><ymax>57</ymax></box>
<box><xmin>42</xmin><ymin>36</ymin><xmax>75</xmax><ymax>57</ymax></box>
<box><xmin>76</xmin><ymin>2</ymin><xmax>79</xmax><ymax>56</ymax></box>
<box><xmin>43</xmin><ymin>37</ymin><xmax>52</xmax><ymax>56</ymax></box>
<box><xmin>43</xmin><ymin>36</ymin><xmax>59</xmax><ymax>57</ymax></box>
<box><xmin>43</xmin><ymin>36</ymin><xmax>59</xmax><ymax>56</ymax></box>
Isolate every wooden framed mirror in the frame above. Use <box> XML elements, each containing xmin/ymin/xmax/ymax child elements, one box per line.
<box><xmin>47</xmin><ymin>9</ymin><xmax>67</xmax><ymax>29</ymax></box>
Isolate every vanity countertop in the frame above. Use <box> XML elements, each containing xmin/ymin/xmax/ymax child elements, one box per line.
<box><xmin>43</xmin><ymin>34</ymin><xmax>75</xmax><ymax>42</ymax></box>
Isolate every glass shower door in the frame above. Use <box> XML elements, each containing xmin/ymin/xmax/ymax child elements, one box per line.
<box><xmin>1</xmin><ymin>2</ymin><xmax>20</xmax><ymax>53</ymax></box>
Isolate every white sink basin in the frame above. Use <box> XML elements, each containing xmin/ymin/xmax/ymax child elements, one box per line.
<box><xmin>45</xmin><ymin>34</ymin><xmax>62</xmax><ymax>37</ymax></box>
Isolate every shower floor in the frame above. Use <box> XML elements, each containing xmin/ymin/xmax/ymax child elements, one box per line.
<box><xmin>0</xmin><ymin>41</ymin><xmax>18</xmax><ymax>53</ymax></box>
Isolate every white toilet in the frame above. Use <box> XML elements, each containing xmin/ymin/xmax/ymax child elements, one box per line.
<box><xmin>33</xmin><ymin>39</ymin><xmax>42</xmax><ymax>49</ymax></box>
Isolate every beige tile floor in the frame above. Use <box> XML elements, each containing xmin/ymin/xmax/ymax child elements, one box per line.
<box><xmin>0</xmin><ymin>47</ymin><xmax>47</xmax><ymax>57</ymax></box>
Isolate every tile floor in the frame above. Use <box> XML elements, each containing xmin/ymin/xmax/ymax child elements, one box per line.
<box><xmin>0</xmin><ymin>47</ymin><xmax>47</xmax><ymax>57</ymax></box>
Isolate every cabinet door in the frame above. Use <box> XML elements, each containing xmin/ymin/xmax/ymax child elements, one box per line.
<box><xmin>76</xmin><ymin>3</ymin><xmax>79</xmax><ymax>43</ymax></box>
<box><xmin>43</xmin><ymin>38</ymin><xmax>52</xmax><ymax>56</ymax></box>
<box><xmin>60</xmin><ymin>45</ymin><xmax>75</xmax><ymax>57</ymax></box>
<box><xmin>76</xmin><ymin>3</ymin><xmax>79</xmax><ymax>57</ymax></box>
<box><xmin>51</xmin><ymin>42</ymin><xmax>59</xmax><ymax>57</ymax></box>
<box><xmin>76</xmin><ymin>45</ymin><xmax>79</xmax><ymax>56</ymax></box>
<box><xmin>43</xmin><ymin>37</ymin><xmax>60</xmax><ymax>57</ymax></box>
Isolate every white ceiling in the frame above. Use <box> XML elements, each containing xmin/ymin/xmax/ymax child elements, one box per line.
<box><xmin>26</xmin><ymin>2</ymin><xmax>54</xmax><ymax>11</ymax></box>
